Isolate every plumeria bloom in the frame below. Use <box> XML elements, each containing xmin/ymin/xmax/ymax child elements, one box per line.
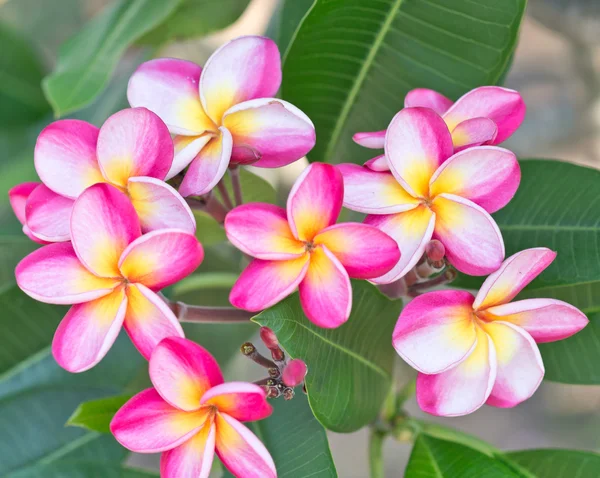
<box><xmin>15</xmin><ymin>184</ymin><xmax>203</xmax><ymax>372</ymax></box>
<box><xmin>339</xmin><ymin>107</ymin><xmax>520</xmax><ymax>281</ymax></box>
<box><xmin>127</xmin><ymin>35</ymin><xmax>316</xmax><ymax>196</ymax></box>
<box><xmin>354</xmin><ymin>86</ymin><xmax>526</xmax><ymax>170</ymax></box>
<box><xmin>8</xmin><ymin>182</ymin><xmax>50</xmax><ymax>244</ymax></box>
<box><xmin>225</xmin><ymin>163</ymin><xmax>400</xmax><ymax>328</ymax></box>
<box><xmin>111</xmin><ymin>337</ymin><xmax>276</xmax><ymax>478</ymax></box>
<box><xmin>21</xmin><ymin>107</ymin><xmax>195</xmax><ymax>242</ymax></box>
<box><xmin>393</xmin><ymin>248</ymin><xmax>588</xmax><ymax>416</ymax></box>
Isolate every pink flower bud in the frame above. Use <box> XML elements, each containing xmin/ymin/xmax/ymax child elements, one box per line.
<box><xmin>425</xmin><ymin>240</ymin><xmax>445</xmax><ymax>262</ymax></box>
<box><xmin>260</xmin><ymin>327</ymin><xmax>279</xmax><ymax>349</ymax></box>
<box><xmin>282</xmin><ymin>359</ymin><xmax>308</xmax><ymax>387</ymax></box>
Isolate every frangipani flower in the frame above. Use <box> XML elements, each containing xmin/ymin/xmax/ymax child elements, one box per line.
<box><xmin>26</xmin><ymin>107</ymin><xmax>195</xmax><ymax>242</ymax></box>
<box><xmin>15</xmin><ymin>183</ymin><xmax>203</xmax><ymax>372</ymax></box>
<box><xmin>111</xmin><ymin>337</ymin><xmax>276</xmax><ymax>478</ymax></box>
<box><xmin>128</xmin><ymin>35</ymin><xmax>316</xmax><ymax>197</ymax></box>
<box><xmin>393</xmin><ymin>248</ymin><xmax>588</xmax><ymax>417</ymax></box>
<box><xmin>9</xmin><ymin>182</ymin><xmax>51</xmax><ymax>244</ymax></box>
<box><xmin>340</xmin><ymin>107</ymin><xmax>520</xmax><ymax>281</ymax></box>
<box><xmin>225</xmin><ymin>163</ymin><xmax>400</xmax><ymax>328</ymax></box>
<box><xmin>354</xmin><ymin>86</ymin><xmax>525</xmax><ymax>169</ymax></box>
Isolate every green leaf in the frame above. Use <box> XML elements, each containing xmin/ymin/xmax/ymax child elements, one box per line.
<box><xmin>66</xmin><ymin>395</ymin><xmax>133</xmax><ymax>434</ymax></box>
<box><xmin>0</xmin><ymin>21</ymin><xmax>50</xmax><ymax>127</ymax></box>
<box><xmin>138</xmin><ymin>0</ymin><xmax>251</xmax><ymax>47</ymax></box>
<box><xmin>405</xmin><ymin>435</ymin><xmax>526</xmax><ymax>478</ymax></box>
<box><xmin>8</xmin><ymin>462</ymin><xmax>159</xmax><ymax>478</ymax></box>
<box><xmin>42</xmin><ymin>0</ymin><xmax>181</xmax><ymax>116</ymax></box>
<box><xmin>507</xmin><ymin>449</ymin><xmax>600</xmax><ymax>478</ymax></box>
<box><xmin>215</xmin><ymin>168</ymin><xmax>277</xmax><ymax>205</ymax></box>
<box><xmin>0</xmin><ymin>237</ymin><xmax>37</xmax><ymax>291</ymax></box>
<box><xmin>268</xmin><ymin>0</ymin><xmax>316</xmax><ymax>61</ymax></box>
<box><xmin>253</xmin><ymin>280</ymin><xmax>401</xmax><ymax>432</ymax></box>
<box><xmin>254</xmin><ymin>393</ymin><xmax>337</xmax><ymax>477</ymax></box>
<box><xmin>281</xmin><ymin>0</ymin><xmax>526</xmax><ymax>164</ymax></box>
<box><xmin>194</xmin><ymin>211</ymin><xmax>228</xmax><ymax>246</ymax></box>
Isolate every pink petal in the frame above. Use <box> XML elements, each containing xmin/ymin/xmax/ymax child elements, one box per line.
<box><xmin>431</xmin><ymin>194</ymin><xmax>504</xmax><ymax>276</ymax></box>
<box><xmin>150</xmin><ymin>337</ymin><xmax>224</xmax><ymax>412</ymax></box>
<box><xmin>9</xmin><ymin>182</ymin><xmax>38</xmax><ymax>224</ymax></box>
<box><xmin>52</xmin><ymin>287</ymin><xmax>127</xmax><ymax>372</ymax></box>
<box><xmin>393</xmin><ymin>290</ymin><xmax>477</xmax><ymax>374</ymax></box>
<box><xmin>481</xmin><ymin>321</ymin><xmax>544</xmax><ymax>408</ymax></box>
<box><xmin>224</xmin><ymin>203</ymin><xmax>305</xmax><ymax>260</ymax></box>
<box><xmin>127</xmin><ymin>58</ymin><xmax>216</xmax><ymax>136</ymax></box>
<box><xmin>314</xmin><ymin>223</ymin><xmax>400</xmax><ymax>279</ymax></box>
<box><xmin>16</xmin><ymin>242</ymin><xmax>119</xmax><ymax>304</ymax></box>
<box><xmin>200</xmin><ymin>36</ymin><xmax>281</xmax><ymax>124</ymax></box>
<box><xmin>70</xmin><ymin>183</ymin><xmax>141</xmax><ymax>278</ymax></box>
<box><xmin>127</xmin><ymin>177</ymin><xmax>196</xmax><ymax>234</ymax></box>
<box><xmin>34</xmin><ymin>119</ymin><xmax>103</xmax><ymax>199</ymax></box>
<box><xmin>404</xmin><ymin>88</ymin><xmax>453</xmax><ymax>115</ymax></box>
<box><xmin>179</xmin><ymin>127</ymin><xmax>232</xmax><ymax>197</ymax></box>
<box><xmin>230</xmin><ymin>255</ymin><xmax>310</xmax><ymax>311</ymax></box>
<box><xmin>352</xmin><ymin>130</ymin><xmax>386</xmax><ymax>149</ymax></box>
<box><xmin>161</xmin><ymin>423</ymin><xmax>216</xmax><ymax>478</ymax></box>
<box><xmin>223</xmin><ymin>98</ymin><xmax>315</xmax><ymax>168</ymax></box>
<box><xmin>443</xmin><ymin>86</ymin><xmax>526</xmax><ymax>144</ymax></box>
<box><xmin>201</xmin><ymin>382</ymin><xmax>272</xmax><ymax>422</ymax></box>
<box><xmin>473</xmin><ymin>248</ymin><xmax>557</xmax><ymax>310</ymax></box>
<box><xmin>123</xmin><ymin>284</ymin><xmax>185</xmax><ymax>360</ymax></box>
<box><xmin>299</xmin><ymin>246</ymin><xmax>352</xmax><ymax>328</ymax></box>
<box><xmin>364</xmin><ymin>154</ymin><xmax>389</xmax><ymax>171</ymax></box>
<box><xmin>337</xmin><ymin>163</ymin><xmax>419</xmax><ymax>214</ymax></box>
<box><xmin>287</xmin><ymin>162</ymin><xmax>343</xmax><ymax>241</ymax></box>
<box><xmin>119</xmin><ymin>229</ymin><xmax>203</xmax><ymax>290</ymax></box>
<box><xmin>364</xmin><ymin>206</ymin><xmax>436</xmax><ymax>284</ymax></box>
<box><xmin>215</xmin><ymin>413</ymin><xmax>276</xmax><ymax>478</ymax></box>
<box><xmin>429</xmin><ymin>146</ymin><xmax>520</xmax><ymax>213</ymax></box>
<box><xmin>168</xmin><ymin>135</ymin><xmax>212</xmax><ymax>180</ymax></box>
<box><xmin>24</xmin><ymin>184</ymin><xmax>73</xmax><ymax>242</ymax></box>
<box><xmin>282</xmin><ymin>359</ymin><xmax>308</xmax><ymax>387</ymax></box>
<box><xmin>417</xmin><ymin>326</ymin><xmax>496</xmax><ymax>417</ymax></box>
<box><xmin>481</xmin><ymin>298</ymin><xmax>588</xmax><ymax>344</ymax></box>
<box><xmin>450</xmin><ymin>117</ymin><xmax>497</xmax><ymax>152</ymax></box>
<box><xmin>385</xmin><ymin>107</ymin><xmax>453</xmax><ymax>197</ymax></box>
<box><xmin>111</xmin><ymin>389</ymin><xmax>212</xmax><ymax>453</ymax></box>
<box><xmin>97</xmin><ymin>108</ymin><xmax>173</xmax><ymax>187</ymax></box>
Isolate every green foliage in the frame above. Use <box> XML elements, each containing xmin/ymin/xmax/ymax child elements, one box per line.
<box><xmin>42</xmin><ymin>0</ymin><xmax>181</xmax><ymax>116</ymax></box>
<box><xmin>254</xmin><ymin>280</ymin><xmax>401</xmax><ymax>432</ymax></box>
<box><xmin>67</xmin><ymin>395</ymin><xmax>133</xmax><ymax>434</ymax></box>
<box><xmin>9</xmin><ymin>462</ymin><xmax>159</xmax><ymax>478</ymax></box>
<box><xmin>0</xmin><ymin>21</ymin><xmax>49</xmax><ymax>127</ymax></box>
<box><xmin>507</xmin><ymin>449</ymin><xmax>600</xmax><ymax>478</ymax></box>
<box><xmin>280</xmin><ymin>0</ymin><xmax>526</xmax><ymax>164</ymax></box>
<box><xmin>139</xmin><ymin>0</ymin><xmax>251</xmax><ymax>46</ymax></box>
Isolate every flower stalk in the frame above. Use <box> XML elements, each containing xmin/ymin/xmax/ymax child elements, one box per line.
<box><xmin>230</xmin><ymin>166</ymin><xmax>243</xmax><ymax>206</ymax></box>
<box><xmin>160</xmin><ymin>294</ymin><xmax>253</xmax><ymax>323</ymax></box>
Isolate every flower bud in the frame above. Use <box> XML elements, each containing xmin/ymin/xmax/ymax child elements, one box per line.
<box><xmin>425</xmin><ymin>240</ymin><xmax>445</xmax><ymax>262</ymax></box>
<box><xmin>260</xmin><ymin>327</ymin><xmax>279</xmax><ymax>349</ymax></box>
<box><xmin>282</xmin><ymin>359</ymin><xmax>308</xmax><ymax>387</ymax></box>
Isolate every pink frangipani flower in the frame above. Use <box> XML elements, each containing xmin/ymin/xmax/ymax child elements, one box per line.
<box><xmin>225</xmin><ymin>163</ymin><xmax>400</xmax><ymax>328</ymax></box>
<box><xmin>15</xmin><ymin>183</ymin><xmax>203</xmax><ymax>372</ymax></box>
<box><xmin>111</xmin><ymin>337</ymin><xmax>276</xmax><ymax>478</ymax></box>
<box><xmin>393</xmin><ymin>248</ymin><xmax>588</xmax><ymax>417</ymax></box>
<box><xmin>339</xmin><ymin>107</ymin><xmax>520</xmax><ymax>281</ymax></box>
<box><xmin>354</xmin><ymin>86</ymin><xmax>525</xmax><ymax>169</ymax></box>
<box><xmin>23</xmin><ymin>107</ymin><xmax>195</xmax><ymax>242</ymax></box>
<box><xmin>127</xmin><ymin>35</ymin><xmax>316</xmax><ymax>197</ymax></box>
<box><xmin>8</xmin><ymin>182</ymin><xmax>50</xmax><ymax>244</ymax></box>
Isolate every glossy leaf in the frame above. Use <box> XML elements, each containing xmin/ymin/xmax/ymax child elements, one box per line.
<box><xmin>507</xmin><ymin>449</ymin><xmax>600</xmax><ymax>478</ymax></box>
<box><xmin>9</xmin><ymin>462</ymin><xmax>159</xmax><ymax>478</ymax></box>
<box><xmin>42</xmin><ymin>0</ymin><xmax>181</xmax><ymax>116</ymax></box>
<box><xmin>0</xmin><ymin>238</ymin><xmax>37</xmax><ymax>291</ymax></box>
<box><xmin>281</xmin><ymin>0</ymin><xmax>526</xmax><ymax>164</ymax></box>
<box><xmin>138</xmin><ymin>0</ymin><xmax>251</xmax><ymax>46</ymax></box>
<box><xmin>0</xmin><ymin>22</ymin><xmax>49</xmax><ymax>127</ymax></box>
<box><xmin>254</xmin><ymin>280</ymin><xmax>401</xmax><ymax>432</ymax></box>
<box><xmin>67</xmin><ymin>395</ymin><xmax>133</xmax><ymax>434</ymax></box>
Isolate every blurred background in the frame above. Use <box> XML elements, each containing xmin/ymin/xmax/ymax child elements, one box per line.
<box><xmin>1</xmin><ymin>0</ymin><xmax>599</xmax><ymax>476</ymax></box>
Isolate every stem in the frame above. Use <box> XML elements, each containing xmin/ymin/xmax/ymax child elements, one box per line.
<box><xmin>186</xmin><ymin>192</ymin><xmax>229</xmax><ymax>224</ymax></box>
<box><xmin>369</xmin><ymin>429</ymin><xmax>386</xmax><ymax>478</ymax></box>
<box><xmin>407</xmin><ymin>268</ymin><xmax>457</xmax><ymax>297</ymax></box>
<box><xmin>161</xmin><ymin>294</ymin><xmax>252</xmax><ymax>323</ymax></box>
<box><xmin>230</xmin><ymin>167</ymin><xmax>243</xmax><ymax>206</ymax></box>
<box><xmin>217</xmin><ymin>181</ymin><xmax>234</xmax><ymax>210</ymax></box>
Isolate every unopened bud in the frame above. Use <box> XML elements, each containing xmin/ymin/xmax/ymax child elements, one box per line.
<box><xmin>425</xmin><ymin>240</ymin><xmax>445</xmax><ymax>263</ymax></box>
<box><xmin>260</xmin><ymin>327</ymin><xmax>279</xmax><ymax>349</ymax></box>
<box><xmin>282</xmin><ymin>359</ymin><xmax>308</xmax><ymax>387</ymax></box>
<box><xmin>270</xmin><ymin>348</ymin><xmax>285</xmax><ymax>361</ymax></box>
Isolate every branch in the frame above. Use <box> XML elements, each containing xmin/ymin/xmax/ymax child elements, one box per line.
<box><xmin>161</xmin><ymin>294</ymin><xmax>253</xmax><ymax>323</ymax></box>
<box><xmin>230</xmin><ymin>166</ymin><xmax>243</xmax><ymax>206</ymax></box>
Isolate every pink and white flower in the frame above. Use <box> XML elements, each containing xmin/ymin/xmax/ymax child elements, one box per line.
<box><xmin>354</xmin><ymin>86</ymin><xmax>525</xmax><ymax>166</ymax></box>
<box><xmin>340</xmin><ymin>107</ymin><xmax>520</xmax><ymax>280</ymax></box>
<box><xmin>225</xmin><ymin>163</ymin><xmax>400</xmax><ymax>328</ymax></box>
<box><xmin>21</xmin><ymin>107</ymin><xmax>195</xmax><ymax>243</ymax></box>
<box><xmin>127</xmin><ymin>35</ymin><xmax>316</xmax><ymax>197</ymax></box>
<box><xmin>392</xmin><ymin>248</ymin><xmax>588</xmax><ymax>416</ymax></box>
<box><xmin>111</xmin><ymin>337</ymin><xmax>276</xmax><ymax>478</ymax></box>
<box><xmin>15</xmin><ymin>183</ymin><xmax>203</xmax><ymax>372</ymax></box>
